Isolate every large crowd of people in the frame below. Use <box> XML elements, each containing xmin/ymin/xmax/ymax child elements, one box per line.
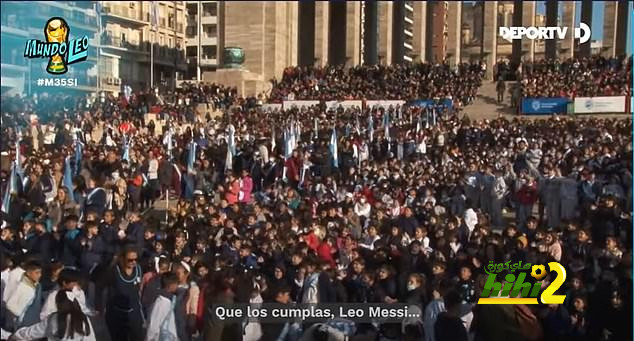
<box><xmin>520</xmin><ymin>55</ymin><xmax>632</xmax><ymax>98</ymax></box>
<box><xmin>269</xmin><ymin>63</ymin><xmax>484</xmax><ymax>107</ymax></box>
<box><xmin>0</xmin><ymin>59</ymin><xmax>632</xmax><ymax>341</ymax></box>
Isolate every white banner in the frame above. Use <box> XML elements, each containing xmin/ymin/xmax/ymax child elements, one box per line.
<box><xmin>325</xmin><ymin>100</ymin><xmax>363</xmax><ymax>111</ymax></box>
<box><xmin>574</xmin><ymin>96</ymin><xmax>626</xmax><ymax>113</ymax></box>
<box><xmin>282</xmin><ymin>100</ymin><xmax>321</xmax><ymax>110</ymax></box>
<box><xmin>365</xmin><ymin>100</ymin><xmax>406</xmax><ymax>109</ymax></box>
<box><xmin>260</xmin><ymin>104</ymin><xmax>282</xmax><ymax>112</ymax></box>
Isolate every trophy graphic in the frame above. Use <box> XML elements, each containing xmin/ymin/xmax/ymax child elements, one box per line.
<box><xmin>45</xmin><ymin>17</ymin><xmax>69</xmax><ymax>74</ymax></box>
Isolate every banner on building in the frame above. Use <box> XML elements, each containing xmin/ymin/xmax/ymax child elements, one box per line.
<box><xmin>365</xmin><ymin>100</ymin><xmax>406</xmax><ymax>110</ymax></box>
<box><xmin>573</xmin><ymin>96</ymin><xmax>627</xmax><ymax>114</ymax></box>
<box><xmin>282</xmin><ymin>100</ymin><xmax>321</xmax><ymax>110</ymax></box>
<box><xmin>325</xmin><ymin>100</ymin><xmax>363</xmax><ymax>111</ymax></box>
<box><xmin>408</xmin><ymin>99</ymin><xmax>453</xmax><ymax>110</ymax></box>
<box><xmin>521</xmin><ymin>98</ymin><xmax>569</xmax><ymax>115</ymax></box>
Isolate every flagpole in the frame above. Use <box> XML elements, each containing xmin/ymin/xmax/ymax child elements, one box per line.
<box><xmin>150</xmin><ymin>27</ymin><xmax>154</xmax><ymax>88</ymax></box>
<box><xmin>97</xmin><ymin>1</ymin><xmax>101</xmax><ymax>91</ymax></box>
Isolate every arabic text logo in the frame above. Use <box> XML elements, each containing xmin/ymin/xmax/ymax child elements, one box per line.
<box><xmin>478</xmin><ymin>261</ymin><xmax>567</xmax><ymax>305</ymax></box>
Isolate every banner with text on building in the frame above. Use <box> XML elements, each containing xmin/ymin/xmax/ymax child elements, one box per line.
<box><xmin>573</xmin><ymin>96</ymin><xmax>627</xmax><ymax>114</ymax></box>
<box><xmin>522</xmin><ymin>98</ymin><xmax>569</xmax><ymax>115</ymax></box>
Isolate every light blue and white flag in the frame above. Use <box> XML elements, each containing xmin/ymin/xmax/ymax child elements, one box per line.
<box><xmin>187</xmin><ymin>141</ymin><xmax>197</xmax><ymax>173</ymax></box>
<box><xmin>1</xmin><ymin>163</ymin><xmax>19</xmax><ymax>213</ymax></box>
<box><xmin>163</xmin><ymin>129</ymin><xmax>173</xmax><ymax>160</ymax></box>
<box><xmin>150</xmin><ymin>2</ymin><xmax>159</xmax><ymax>30</ymax></box>
<box><xmin>63</xmin><ymin>157</ymin><xmax>76</xmax><ymax>203</ymax></box>
<box><xmin>368</xmin><ymin>114</ymin><xmax>374</xmax><ymax>143</ymax></box>
<box><xmin>329</xmin><ymin>127</ymin><xmax>338</xmax><ymax>168</ymax></box>
<box><xmin>74</xmin><ymin>138</ymin><xmax>84</xmax><ymax>176</ymax></box>
<box><xmin>122</xmin><ymin>135</ymin><xmax>130</xmax><ymax>162</ymax></box>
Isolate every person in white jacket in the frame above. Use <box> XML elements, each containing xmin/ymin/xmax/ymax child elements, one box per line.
<box><xmin>145</xmin><ymin>273</ymin><xmax>179</xmax><ymax>341</ymax></box>
<box><xmin>8</xmin><ymin>289</ymin><xmax>95</xmax><ymax>341</ymax></box>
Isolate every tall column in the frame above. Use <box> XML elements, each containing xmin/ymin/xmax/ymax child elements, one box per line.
<box><xmin>314</xmin><ymin>2</ymin><xmax>329</xmax><ymax>66</ymax></box>
<box><xmin>482</xmin><ymin>1</ymin><xmax>497</xmax><ymax>80</ymax></box>
<box><xmin>346</xmin><ymin>1</ymin><xmax>361</xmax><ymax>67</ymax></box>
<box><xmin>392</xmin><ymin>1</ymin><xmax>405</xmax><ymax>63</ymax></box>
<box><xmin>329</xmin><ymin>2</ymin><xmax>347</xmax><ymax>65</ymax></box>
<box><xmin>511</xmin><ymin>1</ymin><xmax>523</xmax><ymax>66</ymax></box>
<box><xmin>545</xmin><ymin>0</ymin><xmax>558</xmax><ymax>60</ymax></box>
<box><xmin>521</xmin><ymin>1</ymin><xmax>536</xmax><ymax>62</ymax></box>
<box><xmin>363</xmin><ymin>1</ymin><xmax>379</xmax><ymax>65</ymax></box>
<box><xmin>412</xmin><ymin>1</ymin><xmax>427</xmax><ymax>62</ymax></box>
<box><xmin>605</xmin><ymin>1</ymin><xmax>630</xmax><ymax>57</ymax></box>
<box><xmin>447</xmin><ymin>1</ymin><xmax>462</xmax><ymax>66</ymax></box>
<box><xmin>614</xmin><ymin>1</ymin><xmax>629</xmax><ymax>57</ymax></box>
<box><xmin>378</xmin><ymin>2</ymin><xmax>393</xmax><ymax>65</ymax></box>
<box><xmin>578</xmin><ymin>0</ymin><xmax>592</xmax><ymax>57</ymax></box>
<box><xmin>561</xmin><ymin>1</ymin><xmax>576</xmax><ymax>59</ymax></box>
<box><xmin>298</xmin><ymin>1</ymin><xmax>315</xmax><ymax>66</ymax></box>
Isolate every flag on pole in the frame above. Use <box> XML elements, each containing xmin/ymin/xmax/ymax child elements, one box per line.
<box><xmin>122</xmin><ymin>135</ymin><xmax>130</xmax><ymax>162</ymax></box>
<box><xmin>271</xmin><ymin>126</ymin><xmax>276</xmax><ymax>153</ymax></box>
<box><xmin>187</xmin><ymin>141</ymin><xmax>197</xmax><ymax>173</ymax></box>
<box><xmin>63</xmin><ymin>157</ymin><xmax>76</xmax><ymax>203</ymax></box>
<box><xmin>416</xmin><ymin>112</ymin><xmax>422</xmax><ymax>135</ymax></box>
<box><xmin>74</xmin><ymin>138</ymin><xmax>83</xmax><ymax>176</ymax></box>
<box><xmin>355</xmin><ymin>114</ymin><xmax>361</xmax><ymax>136</ymax></box>
<box><xmin>1</xmin><ymin>180</ymin><xmax>10</xmax><ymax>214</ymax></box>
<box><xmin>329</xmin><ymin>127</ymin><xmax>338</xmax><ymax>168</ymax></box>
<box><xmin>1</xmin><ymin>163</ymin><xmax>19</xmax><ymax>213</ymax></box>
<box><xmin>225</xmin><ymin>124</ymin><xmax>235</xmax><ymax>171</ymax></box>
<box><xmin>163</xmin><ymin>129</ymin><xmax>173</xmax><ymax>160</ymax></box>
<box><xmin>383</xmin><ymin>111</ymin><xmax>391</xmax><ymax>142</ymax></box>
<box><xmin>150</xmin><ymin>2</ymin><xmax>159</xmax><ymax>30</ymax></box>
<box><xmin>368</xmin><ymin>113</ymin><xmax>374</xmax><ymax>143</ymax></box>
<box><xmin>284</xmin><ymin>128</ymin><xmax>292</xmax><ymax>160</ymax></box>
<box><xmin>313</xmin><ymin>117</ymin><xmax>319</xmax><ymax>140</ymax></box>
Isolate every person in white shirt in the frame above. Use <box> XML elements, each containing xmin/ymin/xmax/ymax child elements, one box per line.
<box><xmin>8</xmin><ymin>289</ymin><xmax>95</xmax><ymax>341</ymax></box>
<box><xmin>40</xmin><ymin>269</ymin><xmax>92</xmax><ymax>321</ymax></box>
<box><xmin>145</xmin><ymin>273</ymin><xmax>179</xmax><ymax>341</ymax></box>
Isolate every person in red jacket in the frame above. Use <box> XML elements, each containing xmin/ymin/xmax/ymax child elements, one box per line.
<box><xmin>284</xmin><ymin>150</ymin><xmax>301</xmax><ymax>188</ymax></box>
<box><xmin>515</xmin><ymin>172</ymin><xmax>538</xmax><ymax>231</ymax></box>
<box><xmin>317</xmin><ymin>237</ymin><xmax>336</xmax><ymax>268</ymax></box>
<box><xmin>225</xmin><ymin>173</ymin><xmax>240</xmax><ymax>205</ymax></box>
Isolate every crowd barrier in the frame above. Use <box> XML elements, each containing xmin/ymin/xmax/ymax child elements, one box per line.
<box><xmin>408</xmin><ymin>99</ymin><xmax>454</xmax><ymax>110</ymax></box>
<box><xmin>521</xmin><ymin>98</ymin><xmax>569</xmax><ymax>115</ymax></box>
<box><xmin>280</xmin><ymin>99</ymin><xmax>452</xmax><ymax>111</ymax></box>
<box><xmin>325</xmin><ymin>100</ymin><xmax>363</xmax><ymax>111</ymax></box>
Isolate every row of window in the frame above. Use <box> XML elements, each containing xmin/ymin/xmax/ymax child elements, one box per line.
<box><xmin>185</xmin><ymin>45</ymin><xmax>217</xmax><ymax>60</ymax></box>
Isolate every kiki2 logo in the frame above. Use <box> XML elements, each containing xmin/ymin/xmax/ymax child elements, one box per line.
<box><xmin>477</xmin><ymin>261</ymin><xmax>567</xmax><ymax>305</ymax></box>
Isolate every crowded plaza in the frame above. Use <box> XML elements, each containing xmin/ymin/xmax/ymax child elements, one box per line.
<box><xmin>0</xmin><ymin>50</ymin><xmax>632</xmax><ymax>341</ymax></box>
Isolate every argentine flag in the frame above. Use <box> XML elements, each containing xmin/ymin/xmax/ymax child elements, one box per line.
<box><xmin>330</xmin><ymin>127</ymin><xmax>338</xmax><ymax>168</ymax></box>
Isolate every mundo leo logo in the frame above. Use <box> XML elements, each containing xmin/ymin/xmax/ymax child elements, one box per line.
<box><xmin>478</xmin><ymin>261</ymin><xmax>567</xmax><ymax>305</ymax></box>
<box><xmin>23</xmin><ymin>17</ymin><xmax>89</xmax><ymax>75</ymax></box>
<box><xmin>499</xmin><ymin>23</ymin><xmax>591</xmax><ymax>44</ymax></box>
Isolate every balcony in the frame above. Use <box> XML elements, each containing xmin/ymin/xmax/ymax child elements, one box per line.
<box><xmin>102</xmin><ymin>6</ymin><xmax>148</xmax><ymax>26</ymax></box>
<box><xmin>1</xmin><ymin>20</ymin><xmax>29</xmax><ymax>37</ymax></box>
<box><xmin>101</xmin><ymin>34</ymin><xmax>148</xmax><ymax>54</ymax></box>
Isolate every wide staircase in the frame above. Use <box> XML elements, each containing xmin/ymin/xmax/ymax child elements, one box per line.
<box><xmin>462</xmin><ymin>80</ymin><xmax>517</xmax><ymax>120</ymax></box>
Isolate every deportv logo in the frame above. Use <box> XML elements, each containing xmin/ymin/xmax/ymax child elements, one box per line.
<box><xmin>499</xmin><ymin>23</ymin><xmax>591</xmax><ymax>44</ymax></box>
